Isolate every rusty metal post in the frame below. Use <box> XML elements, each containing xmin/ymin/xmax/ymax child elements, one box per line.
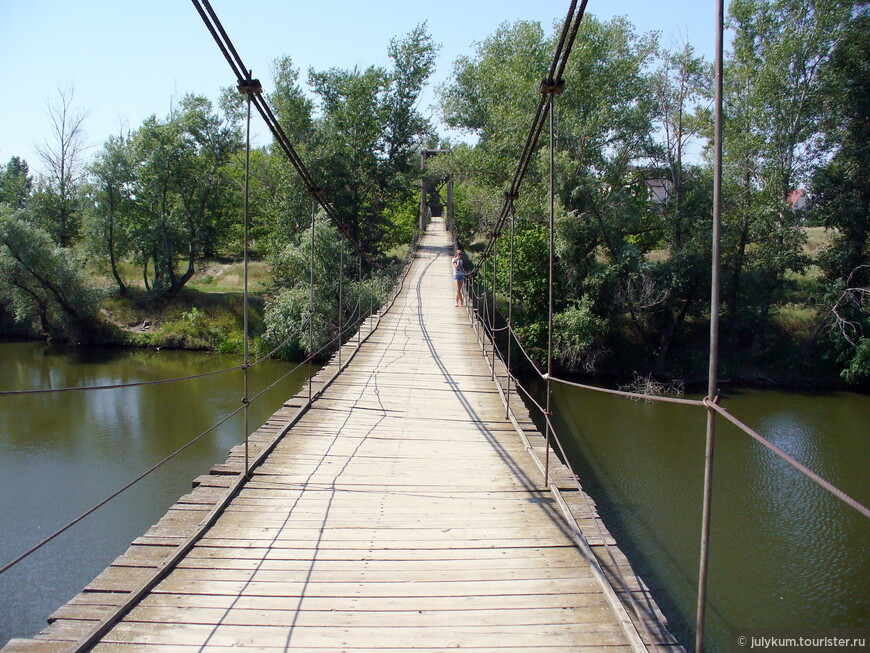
<box><xmin>338</xmin><ymin>237</ymin><xmax>343</xmax><ymax>368</ymax></box>
<box><xmin>506</xmin><ymin>202</ymin><xmax>516</xmax><ymax>418</ymax></box>
<box><xmin>544</xmin><ymin>93</ymin><xmax>556</xmax><ymax>488</ymax></box>
<box><xmin>696</xmin><ymin>1</ymin><xmax>725</xmax><ymax>650</ymax></box>
<box><xmin>491</xmin><ymin>236</ymin><xmax>497</xmax><ymax>380</ymax></box>
<box><xmin>309</xmin><ymin>198</ymin><xmax>315</xmax><ymax>405</ymax></box>
<box><xmin>241</xmin><ymin>73</ymin><xmax>253</xmax><ymax>478</ymax></box>
<box><xmin>447</xmin><ymin>177</ymin><xmax>454</xmax><ymax>234</ymax></box>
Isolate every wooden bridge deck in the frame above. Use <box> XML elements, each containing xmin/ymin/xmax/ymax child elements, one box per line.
<box><xmin>5</xmin><ymin>220</ymin><xmax>680</xmax><ymax>652</ymax></box>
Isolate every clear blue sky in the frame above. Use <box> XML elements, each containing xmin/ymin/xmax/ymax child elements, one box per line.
<box><xmin>0</xmin><ymin>0</ymin><xmax>723</xmax><ymax>175</ymax></box>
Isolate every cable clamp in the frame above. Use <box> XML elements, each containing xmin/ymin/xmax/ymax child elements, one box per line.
<box><xmin>504</xmin><ymin>191</ymin><xmax>520</xmax><ymax>201</ymax></box>
<box><xmin>241</xmin><ymin>396</ymin><xmax>250</xmax><ymax>405</ymax></box>
<box><xmin>540</xmin><ymin>78</ymin><xmax>566</xmax><ymax>95</ymax></box>
<box><xmin>237</xmin><ymin>79</ymin><xmax>263</xmax><ymax>95</ymax></box>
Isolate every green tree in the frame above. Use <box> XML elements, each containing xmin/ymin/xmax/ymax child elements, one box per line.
<box><xmin>647</xmin><ymin>43</ymin><xmax>713</xmax><ymax>371</ymax></box>
<box><xmin>130</xmin><ymin>94</ymin><xmax>243</xmax><ymax>295</ymax></box>
<box><xmin>719</xmin><ymin>0</ymin><xmax>854</xmax><ymax>345</ymax></box>
<box><xmin>0</xmin><ymin>208</ymin><xmax>100</xmax><ymax>341</ymax></box>
<box><xmin>263</xmin><ymin>215</ymin><xmax>387</xmax><ymax>359</ymax></box>
<box><xmin>0</xmin><ymin>156</ymin><xmax>33</xmax><ymax>209</ymax></box>
<box><xmin>439</xmin><ymin>16</ymin><xmax>660</xmax><ymax>372</ymax></box>
<box><xmin>307</xmin><ymin>24</ymin><xmax>438</xmax><ymax>252</ymax></box>
<box><xmin>82</xmin><ymin>133</ymin><xmax>136</xmax><ymax>296</ymax></box>
<box><xmin>812</xmin><ymin>11</ymin><xmax>869</xmax><ymax>285</ymax></box>
<box><xmin>811</xmin><ymin>10</ymin><xmax>870</xmax><ymax>383</ymax></box>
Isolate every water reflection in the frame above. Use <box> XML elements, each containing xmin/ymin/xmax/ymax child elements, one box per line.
<box><xmin>0</xmin><ymin>341</ymin><xmax>312</xmax><ymax>646</ymax></box>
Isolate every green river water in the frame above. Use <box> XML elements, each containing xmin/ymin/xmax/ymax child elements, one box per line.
<box><xmin>0</xmin><ymin>340</ymin><xmax>867</xmax><ymax>651</ymax></box>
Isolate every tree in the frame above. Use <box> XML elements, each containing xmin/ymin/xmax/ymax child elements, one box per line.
<box><xmin>270</xmin><ymin>56</ymin><xmax>315</xmax><ymax>145</ymax></box>
<box><xmin>34</xmin><ymin>85</ymin><xmax>89</xmax><ymax>246</ymax></box>
<box><xmin>306</xmin><ymin>24</ymin><xmax>438</xmax><ymax>252</ymax></box>
<box><xmin>811</xmin><ymin>10</ymin><xmax>870</xmax><ymax>383</ymax></box>
<box><xmin>719</xmin><ymin>0</ymin><xmax>854</xmax><ymax>345</ymax></box>
<box><xmin>0</xmin><ymin>156</ymin><xmax>33</xmax><ymax>209</ymax></box>
<box><xmin>0</xmin><ymin>208</ymin><xmax>100</xmax><ymax>341</ymax></box>
<box><xmin>82</xmin><ymin>133</ymin><xmax>136</xmax><ymax>296</ymax></box>
<box><xmin>648</xmin><ymin>43</ymin><xmax>713</xmax><ymax>370</ymax></box>
<box><xmin>129</xmin><ymin>94</ymin><xmax>243</xmax><ymax>296</ymax></box>
<box><xmin>263</xmin><ymin>215</ymin><xmax>386</xmax><ymax>359</ymax></box>
<box><xmin>439</xmin><ymin>16</ymin><xmax>662</xmax><ymax>372</ymax></box>
<box><xmin>811</xmin><ymin>10</ymin><xmax>869</xmax><ymax>285</ymax></box>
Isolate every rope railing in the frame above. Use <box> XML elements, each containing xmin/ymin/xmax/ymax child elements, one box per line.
<box><xmin>0</xmin><ymin>0</ymin><xmax>421</xmax><ymax>577</ymax></box>
<box><xmin>466</xmin><ymin>260</ymin><xmax>870</xmax><ymax>518</ymax></box>
<box><xmin>457</xmin><ymin>267</ymin><xmax>655</xmax><ymax>651</ymax></box>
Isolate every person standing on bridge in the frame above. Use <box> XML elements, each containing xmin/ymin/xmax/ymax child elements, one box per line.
<box><xmin>452</xmin><ymin>249</ymin><xmax>465</xmax><ymax>307</ymax></box>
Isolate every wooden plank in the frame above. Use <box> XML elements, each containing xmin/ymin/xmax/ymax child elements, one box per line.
<box><xmin>124</xmin><ymin>605</ymin><xmax>617</xmax><ymax>628</ymax></box>
<box><xmin>90</xmin><ymin>645</ymin><xmax>626</xmax><ymax>653</ymax></box>
<box><xmin>95</xmin><ymin>621</ymin><xmax>630</xmax><ymax>649</ymax></box>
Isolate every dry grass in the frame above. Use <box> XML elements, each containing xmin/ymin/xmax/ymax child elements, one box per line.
<box><xmin>802</xmin><ymin>226</ymin><xmax>833</xmax><ymax>257</ymax></box>
<box><xmin>87</xmin><ymin>259</ymin><xmax>272</xmax><ymax>294</ymax></box>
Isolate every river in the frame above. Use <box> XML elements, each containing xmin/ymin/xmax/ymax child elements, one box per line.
<box><xmin>0</xmin><ymin>340</ymin><xmax>312</xmax><ymax>647</ymax></box>
<box><xmin>0</xmin><ymin>341</ymin><xmax>867</xmax><ymax>651</ymax></box>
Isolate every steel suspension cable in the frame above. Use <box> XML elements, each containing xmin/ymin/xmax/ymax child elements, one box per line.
<box><xmin>1</xmin><ymin>318</ymin><xmax>312</xmax><ymax>397</ymax></box>
<box><xmin>0</xmin><ymin>294</ymin><xmax>384</xmax><ymax>578</ymax></box>
<box><xmin>471</xmin><ymin>1</ymin><xmax>588</xmax><ymax>277</ymax></box>
<box><xmin>190</xmin><ymin>0</ymin><xmax>385</xmax><ymax>271</ymax></box>
<box><xmin>0</xmin><ymin>396</ymin><xmax>248</xmax><ymax>576</ymax></box>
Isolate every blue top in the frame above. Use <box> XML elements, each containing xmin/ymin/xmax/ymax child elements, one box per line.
<box><xmin>452</xmin><ymin>256</ymin><xmax>464</xmax><ymax>280</ymax></box>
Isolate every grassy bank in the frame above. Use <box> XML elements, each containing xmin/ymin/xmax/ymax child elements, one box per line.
<box><xmin>95</xmin><ymin>259</ymin><xmax>270</xmax><ymax>354</ymax></box>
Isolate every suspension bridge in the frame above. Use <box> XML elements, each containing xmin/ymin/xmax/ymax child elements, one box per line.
<box><xmin>2</xmin><ymin>218</ymin><xmax>679</xmax><ymax>651</ymax></box>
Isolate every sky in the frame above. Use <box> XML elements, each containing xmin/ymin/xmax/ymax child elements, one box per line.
<box><xmin>0</xmin><ymin>0</ymin><xmax>723</xmax><ymax>176</ymax></box>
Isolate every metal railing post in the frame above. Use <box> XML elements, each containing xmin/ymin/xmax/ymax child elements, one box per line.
<box><xmin>309</xmin><ymin>198</ymin><xmax>315</xmax><ymax>405</ymax></box>
<box><xmin>696</xmin><ymin>1</ymin><xmax>725</xmax><ymax>650</ymax></box>
<box><xmin>506</xmin><ymin>202</ymin><xmax>516</xmax><ymax>418</ymax></box>
<box><xmin>544</xmin><ymin>91</ymin><xmax>556</xmax><ymax>488</ymax></box>
<box><xmin>241</xmin><ymin>72</ymin><xmax>253</xmax><ymax>478</ymax></box>
<box><xmin>695</xmin><ymin>0</ymin><xmax>725</xmax><ymax>653</ymax></box>
<box><xmin>338</xmin><ymin>237</ymin><xmax>343</xmax><ymax>368</ymax></box>
<box><xmin>491</xmin><ymin>236</ymin><xmax>498</xmax><ymax>380</ymax></box>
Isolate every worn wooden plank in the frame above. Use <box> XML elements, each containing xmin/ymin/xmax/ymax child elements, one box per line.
<box><xmin>95</xmin><ymin>621</ymin><xmax>631</xmax><ymax>649</ymax></box>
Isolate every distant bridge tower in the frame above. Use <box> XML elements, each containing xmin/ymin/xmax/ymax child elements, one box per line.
<box><xmin>419</xmin><ymin>148</ymin><xmax>453</xmax><ymax>233</ymax></box>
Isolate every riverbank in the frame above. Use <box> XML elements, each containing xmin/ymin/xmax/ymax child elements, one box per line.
<box><xmin>0</xmin><ymin>258</ymin><xmax>270</xmax><ymax>355</ymax></box>
<box><xmin>1</xmin><ymin>251</ymin><xmax>863</xmax><ymax>391</ymax></box>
